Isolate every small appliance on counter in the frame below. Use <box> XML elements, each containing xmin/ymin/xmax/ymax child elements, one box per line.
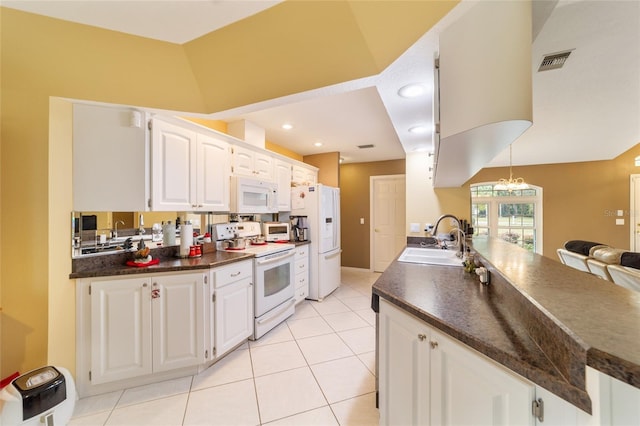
<box><xmin>263</xmin><ymin>222</ymin><xmax>290</xmax><ymax>242</ymax></box>
<box><xmin>290</xmin><ymin>216</ymin><xmax>309</xmax><ymax>242</ymax></box>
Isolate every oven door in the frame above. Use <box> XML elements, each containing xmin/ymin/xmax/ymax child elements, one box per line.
<box><xmin>254</xmin><ymin>249</ymin><xmax>295</xmax><ymax>317</ymax></box>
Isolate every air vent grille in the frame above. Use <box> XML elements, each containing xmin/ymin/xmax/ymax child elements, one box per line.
<box><xmin>538</xmin><ymin>50</ymin><xmax>572</xmax><ymax>72</ymax></box>
<box><xmin>357</xmin><ymin>144</ymin><xmax>375</xmax><ymax>149</ymax></box>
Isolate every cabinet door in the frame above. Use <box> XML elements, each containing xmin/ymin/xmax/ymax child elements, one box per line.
<box><xmin>379</xmin><ymin>300</ymin><xmax>430</xmax><ymax>426</ymax></box>
<box><xmin>232</xmin><ymin>145</ymin><xmax>255</xmax><ymax>177</ymax></box>
<box><xmin>90</xmin><ymin>277</ymin><xmax>152</xmax><ymax>385</ymax></box>
<box><xmin>430</xmin><ymin>329</ymin><xmax>534</xmax><ymax>426</ymax></box>
<box><xmin>73</xmin><ymin>104</ymin><xmax>148</xmax><ymax>211</ymax></box>
<box><xmin>254</xmin><ymin>151</ymin><xmax>274</xmax><ymax>180</ymax></box>
<box><xmin>215</xmin><ymin>278</ymin><xmax>253</xmax><ymax>356</ymax></box>
<box><xmin>152</xmin><ymin>273</ymin><xmax>205</xmax><ymax>372</ymax></box>
<box><xmin>197</xmin><ymin>134</ymin><xmax>230</xmax><ymax>211</ymax></box>
<box><xmin>151</xmin><ymin>119</ymin><xmax>196</xmax><ymax>211</ymax></box>
<box><xmin>275</xmin><ymin>160</ymin><xmax>292</xmax><ymax>211</ymax></box>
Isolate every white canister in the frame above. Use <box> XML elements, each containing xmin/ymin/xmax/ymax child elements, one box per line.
<box><xmin>162</xmin><ymin>221</ymin><xmax>176</xmax><ymax>246</ymax></box>
<box><xmin>180</xmin><ymin>223</ymin><xmax>193</xmax><ymax>257</ymax></box>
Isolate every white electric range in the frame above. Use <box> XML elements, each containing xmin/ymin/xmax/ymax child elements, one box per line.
<box><xmin>212</xmin><ymin>222</ymin><xmax>295</xmax><ymax>339</ymax></box>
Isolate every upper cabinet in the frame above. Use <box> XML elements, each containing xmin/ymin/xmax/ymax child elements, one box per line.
<box><xmin>73</xmin><ymin>104</ymin><xmax>149</xmax><ymax>211</ymax></box>
<box><xmin>150</xmin><ymin>118</ymin><xmax>230</xmax><ymax>212</ymax></box>
<box><xmin>433</xmin><ymin>1</ymin><xmax>533</xmax><ymax>187</ymax></box>
<box><xmin>291</xmin><ymin>165</ymin><xmax>317</xmax><ymax>186</ymax></box>
<box><xmin>232</xmin><ymin>145</ymin><xmax>274</xmax><ymax>180</ymax></box>
<box><xmin>275</xmin><ymin>159</ymin><xmax>292</xmax><ymax>211</ymax></box>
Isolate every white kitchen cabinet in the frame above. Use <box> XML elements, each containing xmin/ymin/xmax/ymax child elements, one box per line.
<box><xmin>151</xmin><ymin>273</ymin><xmax>206</xmax><ymax>372</ymax></box>
<box><xmin>294</xmin><ymin>245</ymin><xmax>309</xmax><ymax>303</ymax></box>
<box><xmin>429</xmin><ymin>328</ymin><xmax>534</xmax><ymax>426</ymax></box>
<box><xmin>291</xmin><ymin>164</ymin><xmax>317</xmax><ymax>186</ymax></box>
<box><xmin>73</xmin><ymin>103</ymin><xmax>149</xmax><ymax>211</ymax></box>
<box><xmin>89</xmin><ymin>276</ymin><xmax>152</xmax><ymax>385</ymax></box>
<box><xmin>379</xmin><ymin>298</ymin><xmax>431</xmax><ymax>425</ymax></box>
<box><xmin>275</xmin><ymin>159</ymin><xmax>292</xmax><ymax>211</ymax></box>
<box><xmin>196</xmin><ymin>133</ymin><xmax>231</xmax><ymax>211</ymax></box>
<box><xmin>211</xmin><ymin>260</ymin><xmax>254</xmax><ymax>357</ymax></box>
<box><xmin>151</xmin><ymin>118</ymin><xmax>230</xmax><ymax>211</ymax></box>
<box><xmin>81</xmin><ymin>271</ymin><xmax>207</xmax><ymax>388</ymax></box>
<box><xmin>379</xmin><ymin>299</ymin><xmax>535</xmax><ymax>426</ymax></box>
<box><xmin>232</xmin><ymin>145</ymin><xmax>273</xmax><ymax>180</ymax></box>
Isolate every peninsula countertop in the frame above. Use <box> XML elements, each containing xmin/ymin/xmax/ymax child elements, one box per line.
<box><xmin>372</xmin><ymin>237</ymin><xmax>640</xmax><ymax>413</ymax></box>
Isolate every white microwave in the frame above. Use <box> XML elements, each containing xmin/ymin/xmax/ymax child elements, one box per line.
<box><xmin>230</xmin><ymin>176</ymin><xmax>278</xmax><ymax>214</ymax></box>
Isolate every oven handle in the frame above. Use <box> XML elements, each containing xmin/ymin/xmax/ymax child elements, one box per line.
<box><xmin>255</xmin><ymin>250</ymin><xmax>296</xmax><ymax>265</ymax></box>
<box><xmin>256</xmin><ymin>299</ymin><xmax>296</xmax><ymax>325</ymax></box>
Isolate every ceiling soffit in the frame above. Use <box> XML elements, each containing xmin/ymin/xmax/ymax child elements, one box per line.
<box><xmin>183</xmin><ymin>0</ymin><xmax>458</xmax><ymax>114</ymax></box>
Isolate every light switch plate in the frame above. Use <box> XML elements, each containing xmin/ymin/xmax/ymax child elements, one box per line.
<box><xmin>360</xmin><ymin>218</ymin><xmax>365</xmax><ymax>225</ymax></box>
<box><xmin>410</xmin><ymin>223</ymin><xmax>420</xmax><ymax>232</ymax></box>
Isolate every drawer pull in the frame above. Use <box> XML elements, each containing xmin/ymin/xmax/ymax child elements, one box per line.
<box><xmin>230</xmin><ymin>271</ymin><xmax>241</xmax><ymax>277</ymax></box>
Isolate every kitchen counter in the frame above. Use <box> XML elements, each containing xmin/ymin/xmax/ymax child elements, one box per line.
<box><xmin>70</xmin><ymin>247</ymin><xmax>253</xmax><ymax>279</ymax></box>
<box><xmin>372</xmin><ymin>236</ymin><xmax>640</xmax><ymax>413</ymax></box>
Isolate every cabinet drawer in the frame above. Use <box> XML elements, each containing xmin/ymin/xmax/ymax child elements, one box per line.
<box><xmin>295</xmin><ymin>271</ymin><xmax>308</xmax><ymax>290</ymax></box>
<box><xmin>295</xmin><ymin>245</ymin><xmax>309</xmax><ymax>259</ymax></box>
<box><xmin>295</xmin><ymin>258</ymin><xmax>308</xmax><ymax>273</ymax></box>
<box><xmin>213</xmin><ymin>260</ymin><xmax>252</xmax><ymax>288</ymax></box>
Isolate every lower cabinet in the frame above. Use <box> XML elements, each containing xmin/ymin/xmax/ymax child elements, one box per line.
<box><xmin>379</xmin><ymin>299</ymin><xmax>534</xmax><ymax>426</ymax></box>
<box><xmin>77</xmin><ymin>262</ymin><xmax>255</xmax><ymax>397</ymax></box>
<box><xmin>210</xmin><ymin>260</ymin><xmax>254</xmax><ymax>357</ymax></box>
<box><xmin>294</xmin><ymin>245</ymin><xmax>309</xmax><ymax>303</ymax></box>
<box><xmin>86</xmin><ymin>271</ymin><xmax>207</xmax><ymax>386</ymax></box>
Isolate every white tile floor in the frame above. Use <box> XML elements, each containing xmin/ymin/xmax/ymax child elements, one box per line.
<box><xmin>69</xmin><ymin>268</ymin><xmax>381</xmax><ymax>426</ymax></box>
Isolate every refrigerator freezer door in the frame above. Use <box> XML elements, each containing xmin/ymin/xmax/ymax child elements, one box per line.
<box><xmin>315</xmin><ymin>248</ymin><xmax>341</xmax><ymax>300</ymax></box>
<box><xmin>319</xmin><ymin>186</ymin><xmax>339</xmax><ymax>253</ymax></box>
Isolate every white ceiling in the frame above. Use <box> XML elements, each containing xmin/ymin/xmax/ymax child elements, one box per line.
<box><xmin>3</xmin><ymin>0</ymin><xmax>639</xmax><ymax>169</ymax></box>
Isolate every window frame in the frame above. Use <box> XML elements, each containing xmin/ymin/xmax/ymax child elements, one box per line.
<box><xmin>470</xmin><ymin>182</ymin><xmax>543</xmax><ymax>255</ymax></box>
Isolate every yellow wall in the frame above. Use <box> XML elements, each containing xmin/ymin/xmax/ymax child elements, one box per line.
<box><xmin>340</xmin><ymin>159</ymin><xmax>405</xmax><ymax>268</ymax></box>
<box><xmin>304</xmin><ymin>152</ymin><xmax>341</xmax><ymax>187</ymax></box>
<box><xmin>265</xmin><ymin>142</ymin><xmax>304</xmax><ymax>162</ymax></box>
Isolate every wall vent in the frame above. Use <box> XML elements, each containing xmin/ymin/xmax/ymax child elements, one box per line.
<box><xmin>538</xmin><ymin>50</ymin><xmax>573</xmax><ymax>72</ymax></box>
<box><xmin>357</xmin><ymin>144</ymin><xmax>375</xmax><ymax>149</ymax></box>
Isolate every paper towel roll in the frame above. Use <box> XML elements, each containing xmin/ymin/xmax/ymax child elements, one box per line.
<box><xmin>162</xmin><ymin>222</ymin><xmax>176</xmax><ymax>246</ymax></box>
<box><xmin>180</xmin><ymin>223</ymin><xmax>193</xmax><ymax>257</ymax></box>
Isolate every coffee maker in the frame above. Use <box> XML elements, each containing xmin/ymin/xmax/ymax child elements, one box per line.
<box><xmin>290</xmin><ymin>216</ymin><xmax>308</xmax><ymax>242</ymax></box>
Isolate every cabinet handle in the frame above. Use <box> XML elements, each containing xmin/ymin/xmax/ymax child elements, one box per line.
<box><xmin>430</xmin><ymin>340</ymin><xmax>438</xmax><ymax>349</ymax></box>
<box><xmin>143</xmin><ymin>283</ymin><xmax>148</xmax><ymax>287</ymax></box>
<box><xmin>418</xmin><ymin>334</ymin><xmax>427</xmax><ymax>341</ymax></box>
<box><xmin>230</xmin><ymin>271</ymin><xmax>241</xmax><ymax>277</ymax></box>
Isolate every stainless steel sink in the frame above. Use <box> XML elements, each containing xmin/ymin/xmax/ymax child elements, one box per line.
<box><xmin>398</xmin><ymin>247</ymin><xmax>463</xmax><ymax>267</ymax></box>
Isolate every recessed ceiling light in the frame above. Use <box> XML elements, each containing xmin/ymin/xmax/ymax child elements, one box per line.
<box><xmin>282</xmin><ymin>123</ymin><xmax>293</xmax><ymax>130</ymax></box>
<box><xmin>314</xmin><ymin>141</ymin><xmax>323</xmax><ymax>147</ymax></box>
<box><xmin>408</xmin><ymin>125</ymin><xmax>429</xmax><ymax>134</ymax></box>
<box><xmin>398</xmin><ymin>83</ymin><xmax>427</xmax><ymax>98</ymax></box>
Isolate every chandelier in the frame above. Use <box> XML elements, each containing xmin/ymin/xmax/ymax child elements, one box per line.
<box><xmin>494</xmin><ymin>144</ymin><xmax>528</xmax><ymax>191</ymax></box>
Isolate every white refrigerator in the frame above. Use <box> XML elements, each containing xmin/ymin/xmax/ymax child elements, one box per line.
<box><xmin>291</xmin><ymin>184</ymin><xmax>341</xmax><ymax>300</ymax></box>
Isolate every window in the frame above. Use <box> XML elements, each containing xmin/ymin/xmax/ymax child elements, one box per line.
<box><xmin>470</xmin><ymin>183</ymin><xmax>543</xmax><ymax>254</ymax></box>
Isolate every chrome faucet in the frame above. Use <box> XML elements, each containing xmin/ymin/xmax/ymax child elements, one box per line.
<box><xmin>113</xmin><ymin>220</ymin><xmax>125</xmax><ymax>239</ymax></box>
<box><xmin>432</xmin><ymin>214</ymin><xmax>466</xmax><ymax>255</ymax></box>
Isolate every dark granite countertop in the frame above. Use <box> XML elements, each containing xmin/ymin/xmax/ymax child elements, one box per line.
<box><xmin>372</xmin><ymin>236</ymin><xmax>640</xmax><ymax>414</ymax></box>
<box><xmin>70</xmin><ymin>247</ymin><xmax>254</xmax><ymax>279</ymax></box>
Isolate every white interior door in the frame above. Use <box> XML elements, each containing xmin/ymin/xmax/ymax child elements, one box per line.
<box><xmin>630</xmin><ymin>174</ymin><xmax>640</xmax><ymax>251</ymax></box>
<box><xmin>371</xmin><ymin>175</ymin><xmax>406</xmax><ymax>272</ymax></box>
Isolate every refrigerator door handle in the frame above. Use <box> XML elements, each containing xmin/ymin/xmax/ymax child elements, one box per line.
<box><xmin>324</xmin><ymin>250</ymin><xmax>342</xmax><ymax>260</ymax></box>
